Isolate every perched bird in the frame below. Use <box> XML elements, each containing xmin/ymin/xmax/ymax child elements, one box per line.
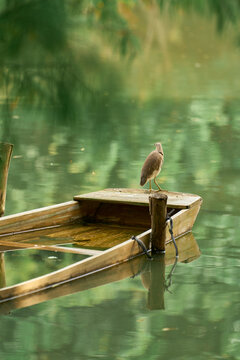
<box><xmin>140</xmin><ymin>142</ymin><xmax>164</xmax><ymax>191</ymax></box>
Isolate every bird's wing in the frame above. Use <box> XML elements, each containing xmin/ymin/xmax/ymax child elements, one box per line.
<box><xmin>140</xmin><ymin>151</ymin><xmax>163</xmax><ymax>185</ymax></box>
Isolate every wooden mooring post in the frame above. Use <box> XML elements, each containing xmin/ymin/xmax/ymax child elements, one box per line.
<box><xmin>0</xmin><ymin>142</ymin><xmax>13</xmax><ymax>217</ymax></box>
<box><xmin>0</xmin><ymin>253</ymin><xmax>6</xmax><ymax>288</ymax></box>
<box><xmin>0</xmin><ymin>142</ymin><xmax>13</xmax><ymax>288</ymax></box>
<box><xmin>149</xmin><ymin>193</ymin><xmax>168</xmax><ymax>253</ymax></box>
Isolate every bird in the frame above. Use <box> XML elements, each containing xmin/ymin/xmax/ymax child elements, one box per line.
<box><xmin>140</xmin><ymin>142</ymin><xmax>164</xmax><ymax>191</ymax></box>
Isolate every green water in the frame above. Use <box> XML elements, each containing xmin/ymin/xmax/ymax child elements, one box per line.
<box><xmin>1</xmin><ymin>1</ymin><xmax>240</xmax><ymax>359</ymax></box>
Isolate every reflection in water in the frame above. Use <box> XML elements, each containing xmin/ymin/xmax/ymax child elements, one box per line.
<box><xmin>0</xmin><ymin>231</ymin><xmax>200</xmax><ymax>314</ymax></box>
<box><xmin>0</xmin><ymin>1</ymin><xmax>240</xmax><ymax>359</ymax></box>
<box><xmin>1</xmin><ymin>0</ymin><xmax>240</xmax><ymax>216</ymax></box>
<box><xmin>145</xmin><ymin>255</ymin><xmax>166</xmax><ymax>310</ymax></box>
<box><xmin>164</xmin><ymin>257</ymin><xmax>178</xmax><ymax>294</ymax></box>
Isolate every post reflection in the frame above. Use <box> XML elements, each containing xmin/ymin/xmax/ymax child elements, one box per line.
<box><xmin>141</xmin><ymin>232</ymin><xmax>200</xmax><ymax>310</ymax></box>
<box><xmin>0</xmin><ymin>231</ymin><xmax>200</xmax><ymax>315</ymax></box>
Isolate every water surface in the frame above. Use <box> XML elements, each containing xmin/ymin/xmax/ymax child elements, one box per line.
<box><xmin>0</xmin><ymin>1</ymin><xmax>240</xmax><ymax>359</ymax></box>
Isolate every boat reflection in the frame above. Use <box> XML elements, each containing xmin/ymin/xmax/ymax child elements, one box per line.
<box><xmin>142</xmin><ymin>231</ymin><xmax>200</xmax><ymax>310</ymax></box>
<box><xmin>0</xmin><ymin>231</ymin><xmax>200</xmax><ymax>314</ymax></box>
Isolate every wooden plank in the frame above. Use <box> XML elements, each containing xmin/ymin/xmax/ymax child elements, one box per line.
<box><xmin>73</xmin><ymin>224</ymin><xmax>146</xmax><ymax>249</ymax></box>
<box><xmin>0</xmin><ymin>196</ymin><xmax>150</xmax><ymax>235</ymax></box>
<box><xmin>0</xmin><ymin>229</ymin><xmax>151</xmax><ymax>302</ymax></box>
<box><xmin>0</xmin><ymin>231</ymin><xmax>200</xmax><ymax>313</ymax></box>
<box><xmin>0</xmin><ymin>223</ymin><xmax>95</xmax><ymax>244</ymax></box>
<box><xmin>89</xmin><ymin>202</ymin><xmax>151</xmax><ymax>228</ymax></box>
<box><xmin>0</xmin><ymin>255</ymin><xmax>147</xmax><ymax>313</ymax></box>
<box><xmin>0</xmin><ymin>201</ymin><xmax>201</xmax><ymax>251</ymax></box>
<box><xmin>74</xmin><ymin>188</ymin><xmax>202</xmax><ymax>209</ymax></box>
<box><xmin>164</xmin><ymin>231</ymin><xmax>200</xmax><ymax>265</ymax></box>
<box><xmin>0</xmin><ymin>188</ymin><xmax>201</xmax><ymax>236</ymax></box>
<box><xmin>0</xmin><ymin>227</ymin><xmax>201</xmax><ymax>304</ymax></box>
<box><xmin>0</xmin><ymin>201</ymin><xmax>82</xmax><ymax>235</ymax></box>
<box><xmin>165</xmin><ymin>202</ymin><xmax>201</xmax><ymax>241</ymax></box>
<box><xmin>0</xmin><ymin>222</ymin><xmax>146</xmax><ymax>250</ymax></box>
<box><xmin>0</xmin><ymin>240</ymin><xmax>102</xmax><ymax>256</ymax></box>
<box><xmin>74</xmin><ymin>202</ymin><xmax>201</xmax><ymax>249</ymax></box>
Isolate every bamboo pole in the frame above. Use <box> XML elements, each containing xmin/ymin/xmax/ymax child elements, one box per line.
<box><xmin>149</xmin><ymin>193</ymin><xmax>167</xmax><ymax>253</ymax></box>
<box><xmin>0</xmin><ymin>253</ymin><xmax>6</xmax><ymax>288</ymax></box>
<box><xmin>0</xmin><ymin>142</ymin><xmax>13</xmax><ymax>288</ymax></box>
<box><xmin>0</xmin><ymin>142</ymin><xmax>13</xmax><ymax>217</ymax></box>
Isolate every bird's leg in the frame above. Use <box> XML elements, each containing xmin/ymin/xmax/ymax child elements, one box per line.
<box><xmin>149</xmin><ymin>180</ymin><xmax>152</xmax><ymax>192</ymax></box>
<box><xmin>154</xmin><ymin>177</ymin><xmax>162</xmax><ymax>191</ymax></box>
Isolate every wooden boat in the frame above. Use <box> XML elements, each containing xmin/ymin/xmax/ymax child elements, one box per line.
<box><xmin>0</xmin><ymin>188</ymin><xmax>202</xmax><ymax>303</ymax></box>
<box><xmin>0</xmin><ymin>232</ymin><xmax>201</xmax><ymax>314</ymax></box>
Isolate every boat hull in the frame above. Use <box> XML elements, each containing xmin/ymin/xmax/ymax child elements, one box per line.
<box><xmin>0</xmin><ymin>231</ymin><xmax>200</xmax><ymax>306</ymax></box>
<box><xmin>0</xmin><ymin>188</ymin><xmax>202</xmax><ymax>304</ymax></box>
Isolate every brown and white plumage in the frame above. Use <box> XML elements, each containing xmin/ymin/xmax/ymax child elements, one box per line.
<box><xmin>140</xmin><ymin>142</ymin><xmax>164</xmax><ymax>191</ymax></box>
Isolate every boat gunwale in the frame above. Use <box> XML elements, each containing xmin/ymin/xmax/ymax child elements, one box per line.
<box><xmin>0</xmin><ymin>199</ymin><xmax>202</xmax><ymax>304</ymax></box>
<box><xmin>0</xmin><ymin>228</ymin><xmax>151</xmax><ymax>303</ymax></box>
<box><xmin>0</xmin><ymin>231</ymin><xmax>201</xmax><ymax>313</ymax></box>
<box><xmin>0</xmin><ymin>200</ymin><xmax>81</xmax><ymax>235</ymax></box>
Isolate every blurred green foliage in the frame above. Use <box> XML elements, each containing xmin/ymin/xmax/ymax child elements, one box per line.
<box><xmin>158</xmin><ymin>0</ymin><xmax>240</xmax><ymax>31</ymax></box>
<box><xmin>0</xmin><ymin>1</ymin><xmax>240</xmax><ymax>359</ymax></box>
<box><xmin>0</xmin><ymin>0</ymin><xmax>240</xmax><ymax>124</ymax></box>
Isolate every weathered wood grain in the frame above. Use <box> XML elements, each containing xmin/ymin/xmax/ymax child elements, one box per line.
<box><xmin>0</xmin><ymin>231</ymin><xmax>200</xmax><ymax>313</ymax></box>
<box><xmin>0</xmin><ymin>142</ymin><xmax>13</xmax><ymax>216</ymax></box>
<box><xmin>149</xmin><ymin>193</ymin><xmax>168</xmax><ymax>252</ymax></box>
<box><xmin>0</xmin><ymin>253</ymin><xmax>6</xmax><ymax>288</ymax></box>
<box><xmin>165</xmin><ymin>203</ymin><xmax>201</xmax><ymax>241</ymax></box>
<box><xmin>0</xmin><ymin>255</ymin><xmax>147</xmax><ymax>313</ymax></box>
<box><xmin>0</xmin><ymin>223</ymin><xmax>146</xmax><ymax>251</ymax></box>
<box><xmin>86</xmin><ymin>202</ymin><xmax>151</xmax><ymax>227</ymax></box>
<box><xmin>0</xmin><ymin>189</ymin><xmax>202</xmax><ymax>237</ymax></box>
<box><xmin>0</xmin><ymin>229</ymin><xmax>151</xmax><ymax>302</ymax></box>
<box><xmin>74</xmin><ymin>188</ymin><xmax>202</xmax><ymax>209</ymax></box>
<box><xmin>0</xmin><ymin>201</ymin><xmax>201</xmax><ymax>251</ymax></box>
<box><xmin>0</xmin><ymin>240</ymin><xmax>102</xmax><ymax>256</ymax></box>
<box><xmin>164</xmin><ymin>231</ymin><xmax>200</xmax><ymax>265</ymax></box>
<box><xmin>0</xmin><ymin>201</ymin><xmax>82</xmax><ymax>235</ymax></box>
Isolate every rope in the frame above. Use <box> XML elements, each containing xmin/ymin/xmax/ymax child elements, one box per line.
<box><xmin>132</xmin><ymin>210</ymin><xmax>178</xmax><ymax>259</ymax></box>
<box><xmin>131</xmin><ymin>236</ymin><xmax>152</xmax><ymax>260</ymax></box>
<box><xmin>164</xmin><ymin>257</ymin><xmax>178</xmax><ymax>293</ymax></box>
<box><xmin>166</xmin><ymin>214</ymin><xmax>179</xmax><ymax>258</ymax></box>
